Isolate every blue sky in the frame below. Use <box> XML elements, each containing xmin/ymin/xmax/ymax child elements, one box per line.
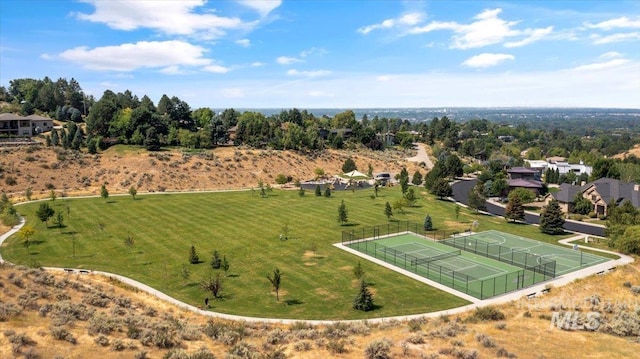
<box><xmin>1</xmin><ymin>0</ymin><xmax>639</xmax><ymax>108</ymax></box>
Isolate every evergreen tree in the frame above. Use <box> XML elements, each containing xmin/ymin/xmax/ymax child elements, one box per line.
<box><xmin>128</xmin><ymin>186</ymin><xmax>137</xmax><ymax>200</ymax></box>
<box><xmin>540</xmin><ymin>199</ymin><xmax>565</xmax><ymax>234</ymax></box>
<box><xmin>189</xmin><ymin>245</ymin><xmax>200</xmax><ymax>264</ymax></box>
<box><xmin>353</xmin><ymin>261</ymin><xmax>365</xmax><ymax>279</ymax></box>
<box><xmin>100</xmin><ymin>184</ymin><xmax>109</xmax><ymax>202</ymax></box>
<box><xmin>337</xmin><ymin>200</ymin><xmax>348</xmax><ymax>225</ymax></box>
<box><xmin>211</xmin><ymin>250</ymin><xmax>221</xmax><ymax>269</ymax></box>
<box><xmin>324</xmin><ymin>186</ymin><xmax>331</xmax><ymax>197</ymax></box>
<box><xmin>342</xmin><ymin>158</ymin><xmax>357</xmax><ymax>173</ymax></box>
<box><xmin>505</xmin><ymin>196</ymin><xmax>525</xmax><ymax>222</ymax></box>
<box><xmin>423</xmin><ymin>214</ymin><xmax>433</xmax><ymax>231</ymax></box>
<box><xmin>315</xmin><ymin>185</ymin><xmax>322</xmax><ymax>197</ymax></box>
<box><xmin>51</xmin><ymin>128</ymin><xmax>59</xmax><ymax>146</ymax></box>
<box><xmin>221</xmin><ymin>256</ymin><xmax>230</xmax><ymax>276</ymax></box>
<box><xmin>71</xmin><ymin>126</ymin><xmax>83</xmax><ymax>150</ymax></box>
<box><xmin>353</xmin><ymin>278</ymin><xmax>374</xmax><ymax>311</ymax></box>
<box><xmin>411</xmin><ymin>170</ymin><xmax>423</xmax><ymax>186</ymax></box>
<box><xmin>398</xmin><ymin>167</ymin><xmax>409</xmax><ymax>194</ymax></box>
<box><xmin>384</xmin><ymin>201</ymin><xmax>393</xmax><ymax>221</ymax></box>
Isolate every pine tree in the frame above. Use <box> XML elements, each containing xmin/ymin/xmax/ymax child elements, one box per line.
<box><xmin>211</xmin><ymin>250</ymin><xmax>221</xmax><ymax>269</ymax></box>
<box><xmin>353</xmin><ymin>278</ymin><xmax>374</xmax><ymax>311</ymax></box>
<box><xmin>189</xmin><ymin>245</ymin><xmax>200</xmax><ymax>264</ymax></box>
<box><xmin>315</xmin><ymin>185</ymin><xmax>322</xmax><ymax>197</ymax></box>
<box><xmin>540</xmin><ymin>199</ymin><xmax>565</xmax><ymax>234</ymax></box>
<box><xmin>384</xmin><ymin>201</ymin><xmax>393</xmax><ymax>221</ymax></box>
<box><xmin>424</xmin><ymin>214</ymin><xmax>433</xmax><ymax>231</ymax></box>
<box><xmin>337</xmin><ymin>200</ymin><xmax>348</xmax><ymax>225</ymax></box>
<box><xmin>505</xmin><ymin>196</ymin><xmax>525</xmax><ymax>222</ymax></box>
<box><xmin>324</xmin><ymin>186</ymin><xmax>331</xmax><ymax>198</ymax></box>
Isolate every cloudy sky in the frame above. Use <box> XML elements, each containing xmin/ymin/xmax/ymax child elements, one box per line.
<box><xmin>1</xmin><ymin>0</ymin><xmax>639</xmax><ymax>108</ymax></box>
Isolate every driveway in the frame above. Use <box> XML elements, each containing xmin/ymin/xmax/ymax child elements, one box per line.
<box><xmin>406</xmin><ymin>142</ymin><xmax>434</xmax><ymax>170</ymax></box>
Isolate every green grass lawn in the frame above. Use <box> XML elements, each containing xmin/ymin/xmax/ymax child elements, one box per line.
<box><xmin>1</xmin><ymin>186</ymin><xmax>588</xmax><ymax>319</ymax></box>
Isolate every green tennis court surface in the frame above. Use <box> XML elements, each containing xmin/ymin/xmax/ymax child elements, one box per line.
<box><xmin>441</xmin><ymin>230</ymin><xmax>609</xmax><ymax>276</ymax></box>
<box><xmin>343</xmin><ymin>230</ymin><xmax>610</xmax><ymax>300</ymax></box>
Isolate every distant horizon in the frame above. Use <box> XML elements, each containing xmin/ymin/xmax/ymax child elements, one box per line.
<box><xmin>1</xmin><ymin>1</ymin><xmax>638</xmax><ymax>108</ymax></box>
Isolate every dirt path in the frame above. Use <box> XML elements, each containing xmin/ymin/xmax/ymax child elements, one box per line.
<box><xmin>406</xmin><ymin>142</ymin><xmax>434</xmax><ymax>169</ymax></box>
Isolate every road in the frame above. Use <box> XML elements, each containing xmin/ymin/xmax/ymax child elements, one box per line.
<box><xmin>451</xmin><ymin>178</ymin><xmax>606</xmax><ymax>237</ymax></box>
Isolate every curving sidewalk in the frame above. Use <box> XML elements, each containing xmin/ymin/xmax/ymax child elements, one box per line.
<box><xmin>0</xmin><ymin>198</ymin><xmax>633</xmax><ymax>325</ymax></box>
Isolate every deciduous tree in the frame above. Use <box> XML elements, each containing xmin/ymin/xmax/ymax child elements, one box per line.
<box><xmin>267</xmin><ymin>267</ymin><xmax>282</xmax><ymax>302</ymax></box>
<box><xmin>36</xmin><ymin>202</ymin><xmax>55</xmax><ymax>227</ymax></box>
<box><xmin>505</xmin><ymin>196</ymin><xmax>525</xmax><ymax>222</ymax></box>
<box><xmin>100</xmin><ymin>184</ymin><xmax>109</xmax><ymax>202</ymax></box>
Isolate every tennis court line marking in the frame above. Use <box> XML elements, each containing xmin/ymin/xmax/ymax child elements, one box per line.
<box><xmin>443</xmin><ymin>256</ymin><xmax>508</xmax><ymax>275</ymax></box>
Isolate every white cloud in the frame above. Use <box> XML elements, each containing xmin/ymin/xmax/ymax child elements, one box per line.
<box><xmin>203</xmin><ymin>64</ymin><xmax>230</xmax><ymax>73</ymax></box>
<box><xmin>299</xmin><ymin>47</ymin><xmax>328</xmax><ymax>58</ymax></box>
<box><xmin>251</xmin><ymin>61</ymin><xmax>265</xmax><ymax>67</ymax></box>
<box><xmin>449</xmin><ymin>9</ymin><xmax>521</xmax><ymax>49</ymax></box>
<box><xmin>286</xmin><ymin>69</ymin><xmax>331</xmax><ymax>78</ymax></box>
<box><xmin>40</xmin><ymin>53</ymin><xmax>52</xmax><ymax>60</ymax></box>
<box><xmin>59</xmin><ymin>40</ymin><xmax>212</xmax><ymax>71</ymax></box>
<box><xmin>237</xmin><ymin>0</ymin><xmax>282</xmax><ymax>17</ymax></box>
<box><xmin>587</xmin><ymin>16</ymin><xmax>640</xmax><ymax>30</ymax></box>
<box><xmin>462</xmin><ymin>53</ymin><xmax>515</xmax><ymax>68</ymax></box>
<box><xmin>160</xmin><ymin>65</ymin><xmax>186</xmax><ymax>75</ymax></box>
<box><xmin>406</xmin><ymin>8</ymin><xmax>554</xmax><ymax>49</ymax></box>
<box><xmin>572</xmin><ymin>59</ymin><xmax>630</xmax><ymax>71</ymax></box>
<box><xmin>276</xmin><ymin>56</ymin><xmax>302</xmax><ymax>65</ymax></box>
<box><xmin>358</xmin><ymin>12</ymin><xmax>425</xmax><ymax>34</ymax></box>
<box><xmin>236</xmin><ymin>39</ymin><xmax>251</xmax><ymax>47</ymax></box>
<box><xmin>76</xmin><ymin>0</ymin><xmax>249</xmax><ymax>39</ymax></box>
<box><xmin>600</xmin><ymin>52</ymin><xmax>622</xmax><ymax>59</ymax></box>
<box><xmin>504</xmin><ymin>26</ymin><xmax>553</xmax><ymax>47</ymax></box>
<box><xmin>591</xmin><ymin>32</ymin><xmax>640</xmax><ymax>44</ymax></box>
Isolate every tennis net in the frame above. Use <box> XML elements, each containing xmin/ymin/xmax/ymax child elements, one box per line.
<box><xmin>410</xmin><ymin>249</ymin><xmax>461</xmax><ymax>266</ymax></box>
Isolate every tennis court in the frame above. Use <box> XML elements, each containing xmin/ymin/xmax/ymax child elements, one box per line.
<box><xmin>344</xmin><ymin>232</ymin><xmax>549</xmax><ymax>299</ymax></box>
<box><xmin>441</xmin><ymin>230</ymin><xmax>610</xmax><ymax>276</ymax></box>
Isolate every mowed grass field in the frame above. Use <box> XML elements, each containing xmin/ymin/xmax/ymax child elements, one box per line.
<box><xmin>1</xmin><ymin>186</ymin><xmax>595</xmax><ymax>319</ymax></box>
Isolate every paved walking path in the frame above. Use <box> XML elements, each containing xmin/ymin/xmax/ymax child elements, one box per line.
<box><xmin>0</xmin><ymin>199</ymin><xmax>633</xmax><ymax>325</ymax></box>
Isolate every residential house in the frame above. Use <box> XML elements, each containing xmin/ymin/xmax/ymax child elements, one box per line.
<box><xmin>0</xmin><ymin>113</ymin><xmax>32</xmax><ymax>137</ymax></box>
<box><xmin>552</xmin><ymin>177</ymin><xmax>640</xmax><ymax>216</ymax></box>
<box><xmin>26</xmin><ymin>114</ymin><xmax>54</xmax><ymax>134</ymax></box>
<box><xmin>506</xmin><ymin>167</ymin><xmax>543</xmax><ymax>195</ymax></box>
<box><xmin>547</xmin><ymin>159</ymin><xmax>592</xmax><ymax>177</ymax></box>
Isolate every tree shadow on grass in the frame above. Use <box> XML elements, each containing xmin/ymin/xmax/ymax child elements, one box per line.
<box><xmin>284</xmin><ymin>299</ymin><xmax>303</xmax><ymax>306</ymax></box>
<box><xmin>226</xmin><ymin>274</ymin><xmax>240</xmax><ymax>278</ymax></box>
<box><xmin>340</xmin><ymin>223</ymin><xmax>359</xmax><ymax>227</ymax></box>
<box><xmin>62</xmin><ymin>230</ymin><xmax>78</xmax><ymax>236</ymax></box>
